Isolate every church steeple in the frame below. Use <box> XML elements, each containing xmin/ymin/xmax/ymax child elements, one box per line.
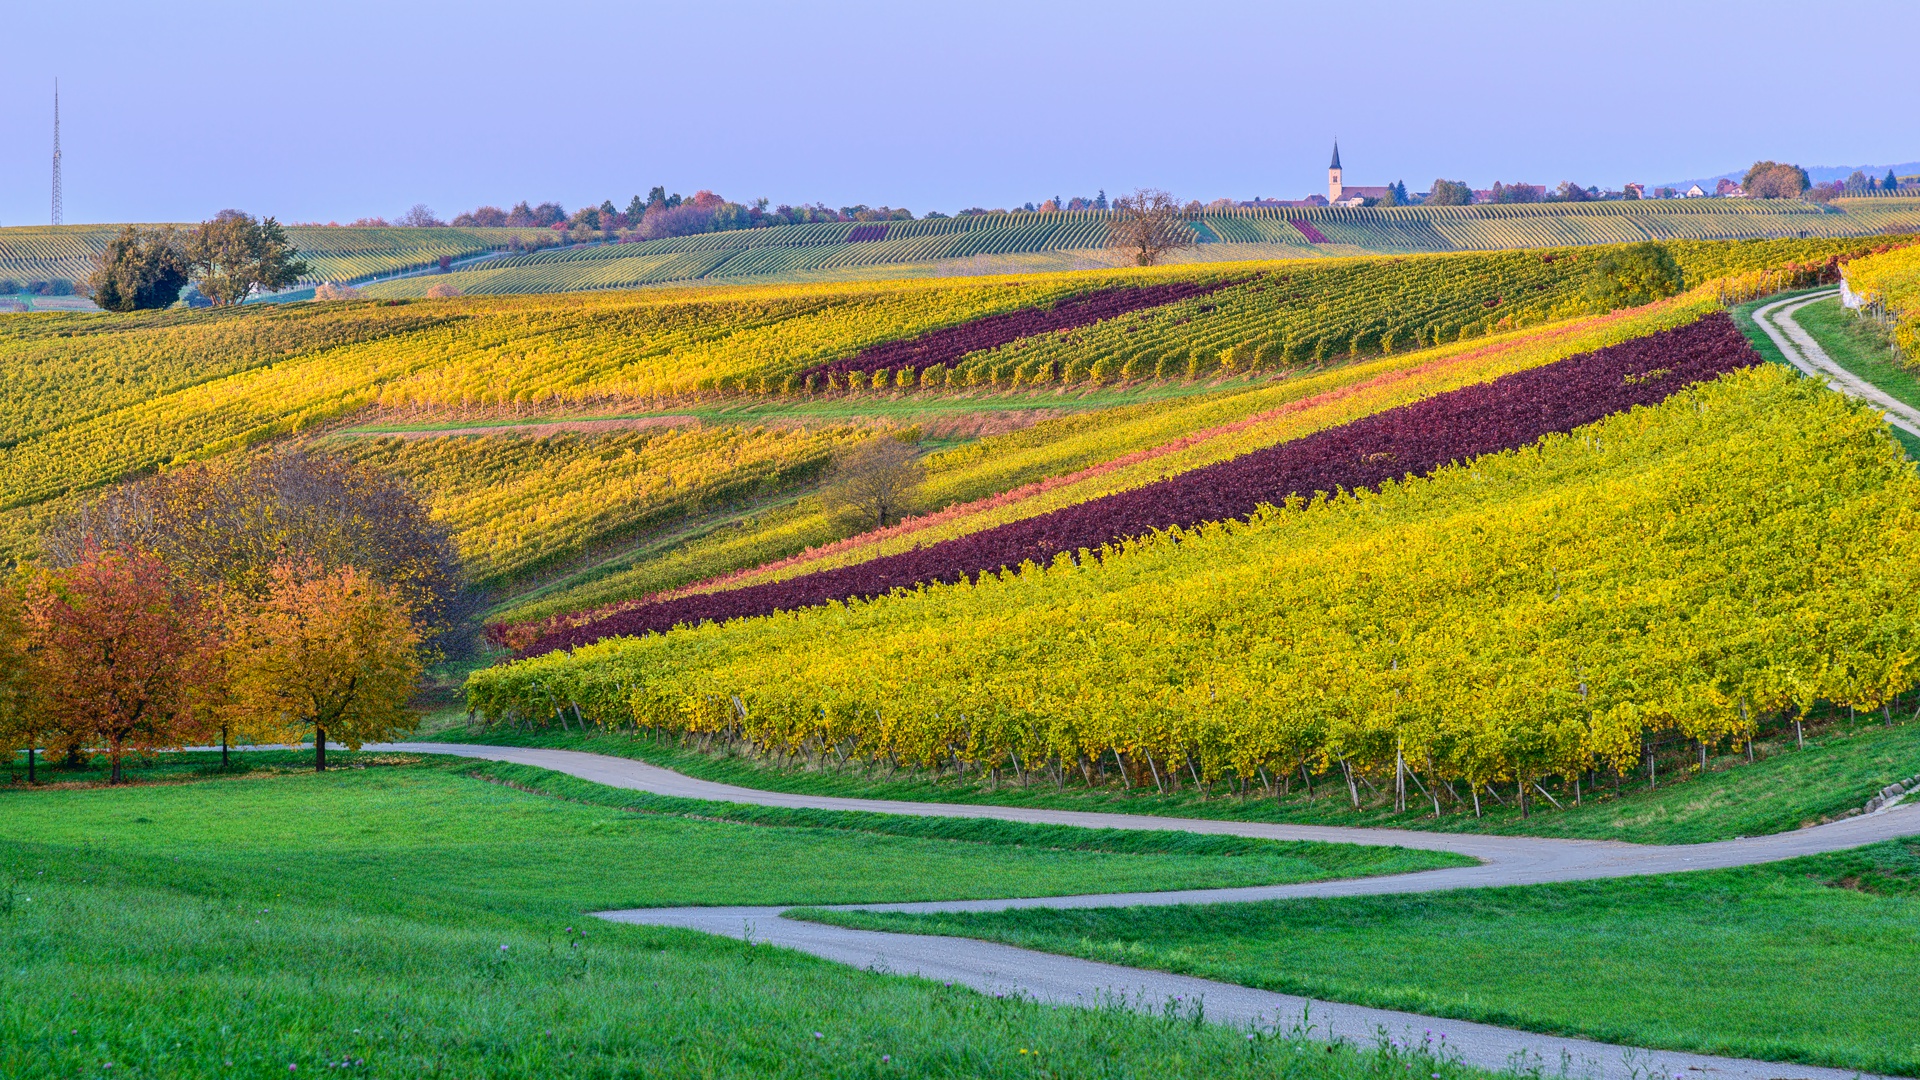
<box><xmin>1330</xmin><ymin>141</ymin><xmax>1342</xmax><ymax>170</ymax></box>
<box><xmin>1328</xmin><ymin>140</ymin><xmax>1344</xmax><ymax>203</ymax></box>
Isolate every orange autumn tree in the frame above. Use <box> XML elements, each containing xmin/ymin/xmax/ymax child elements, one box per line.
<box><xmin>24</xmin><ymin>549</ymin><xmax>212</xmax><ymax>783</ymax></box>
<box><xmin>225</xmin><ymin>562</ymin><xmax>424</xmax><ymax>771</ymax></box>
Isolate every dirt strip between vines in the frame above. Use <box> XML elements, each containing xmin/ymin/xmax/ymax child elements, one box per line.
<box><xmin>1755</xmin><ymin>288</ymin><xmax>1920</xmax><ymax>438</ymax></box>
<box><xmin>387</xmin><ymin>741</ymin><xmax>1920</xmax><ymax>1080</ymax></box>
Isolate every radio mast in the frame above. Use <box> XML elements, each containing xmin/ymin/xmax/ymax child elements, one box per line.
<box><xmin>51</xmin><ymin>80</ymin><xmax>63</xmax><ymax>226</ymax></box>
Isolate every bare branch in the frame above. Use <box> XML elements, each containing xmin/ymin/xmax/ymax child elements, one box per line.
<box><xmin>822</xmin><ymin>437</ymin><xmax>923</xmax><ymax>531</ymax></box>
<box><xmin>1105</xmin><ymin>188</ymin><xmax>1196</xmax><ymax>267</ymax></box>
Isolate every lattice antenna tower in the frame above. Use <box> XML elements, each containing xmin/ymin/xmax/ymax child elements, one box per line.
<box><xmin>51</xmin><ymin>79</ymin><xmax>63</xmax><ymax>226</ymax></box>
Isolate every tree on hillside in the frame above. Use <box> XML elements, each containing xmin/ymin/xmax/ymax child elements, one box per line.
<box><xmin>86</xmin><ymin>226</ymin><xmax>191</xmax><ymax>311</ymax></box>
<box><xmin>1742</xmin><ymin>161</ymin><xmax>1809</xmax><ymax>199</ymax></box>
<box><xmin>1886</xmin><ymin>170</ymin><xmax>1901</xmax><ymax>192</ymax></box>
<box><xmin>1425</xmin><ymin>179</ymin><xmax>1472</xmax><ymax>206</ymax></box>
<box><xmin>399</xmin><ymin>204</ymin><xmax>445</xmax><ymax>227</ymax></box>
<box><xmin>225</xmin><ymin>562</ymin><xmax>423</xmax><ymax>772</ymax></box>
<box><xmin>1106</xmin><ymin>188</ymin><xmax>1194</xmax><ymax>267</ymax></box>
<box><xmin>185</xmin><ymin>211</ymin><xmax>309</xmax><ymax>305</ymax></box>
<box><xmin>1582</xmin><ymin>242</ymin><xmax>1683</xmax><ymax>311</ymax></box>
<box><xmin>452</xmin><ymin>205</ymin><xmax>508</xmax><ymax>227</ymax></box>
<box><xmin>47</xmin><ymin>451</ymin><xmax>469</xmax><ymax>650</ymax></box>
<box><xmin>824</xmin><ymin>436</ymin><xmax>923</xmax><ymax>531</ymax></box>
<box><xmin>505</xmin><ymin>201</ymin><xmax>566</xmax><ymax>228</ymax></box>
<box><xmin>23</xmin><ymin>550</ymin><xmax>212</xmax><ymax>784</ymax></box>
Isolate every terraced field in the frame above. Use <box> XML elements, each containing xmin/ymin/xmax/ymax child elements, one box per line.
<box><xmin>359</xmin><ymin>200</ymin><xmax>1920</xmax><ymax>296</ymax></box>
<box><xmin>0</xmin><ymin>224</ymin><xmax>553</xmax><ymax>288</ymax></box>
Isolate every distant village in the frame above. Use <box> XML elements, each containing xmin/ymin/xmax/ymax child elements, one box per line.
<box><xmin>1241</xmin><ymin>143</ymin><xmax>1920</xmax><ymax>209</ymax></box>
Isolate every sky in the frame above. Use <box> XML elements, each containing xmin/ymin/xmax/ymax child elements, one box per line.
<box><xmin>4</xmin><ymin>0</ymin><xmax>1917</xmax><ymax>226</ymax></box>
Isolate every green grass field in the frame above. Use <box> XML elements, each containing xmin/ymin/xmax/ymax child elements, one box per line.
<box><xmin>801</xmin><ymin>839</ymin><xmax>1920</xmax><ymax>1076</ymax></box>
<box><xmin>1791</xmin><ymin>295</ymin><xmax>1920</xmax><ymax>409</ymax></box>
<box><xmin>0</xmin><ymin>755</ymin><xmax>1471</xmax><ymax>1079</ymax></box>
<box><xmin>428</xmin><ymin>707</ymin><xmax>1920</xmax><ymax>845</ymax></box>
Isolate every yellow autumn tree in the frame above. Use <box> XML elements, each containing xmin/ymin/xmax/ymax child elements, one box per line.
<box><xmin>226</xmin><ymin>562</ymin><xmax>425</xmax><ymax>771</ymax></box>
<box><xmin>0</xmin><ymin>578</ymin><xmax>40</xmax><ymax>781</ymax></box>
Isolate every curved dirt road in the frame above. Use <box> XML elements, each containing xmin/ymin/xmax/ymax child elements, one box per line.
<box><xmin>392</xmin><ymin>740</ymin><xmax>1920</xmax><ymax>1080</ymax></box>
<box><xmin>1753</xmin><ymin>288</ymin><xmax>1920</xmax><ymax>437</ymax></box>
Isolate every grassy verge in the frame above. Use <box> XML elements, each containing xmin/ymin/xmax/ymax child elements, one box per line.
<box><xmin>1790</xmin><ymin>294</ymin><xmax>1920</xmax><ymax>464</ymax></box>
<box><xmin>1733</xmin><ymin>290</ymin><xmax>1920</xmax><ymax>457</ymax></box>
<box><xmin>798</xmin><ymin>839</ymin><xmax>1920</xmax><ymax>1077</ymax></box>
<box><xmin>421</xmin><ymin>710</ymin><xmax>1920</xmax><ymax>845</ymax></box>
<box><xmin>1791</xmin><ymin>295</ymin><xmax>1920</xmax><ymax>409</ymax></box>
<box><xmin>0</xmin><ymin>757</ymin><xmax>1486</xmax><ymax>1080</ymax></box>
<box><xmin>1</xmin><ymin>753</ymin><xmax>1459</xmax><ymax>901</ymax></box>
<box><xmin>0</xmin><ymin>747</ymin><xmax>398</xmax><ymax>788</ymax></box>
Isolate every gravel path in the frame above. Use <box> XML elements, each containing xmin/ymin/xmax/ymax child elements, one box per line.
<box><xmin>392</xmin><ymin>740</ymin><xmax>1919</xmax><ymax>1080</ymax></box>
<box><xmin>1754</xmin><ymin>289</ymin><xmax>1920</xmax><ymax>437</ymax></box>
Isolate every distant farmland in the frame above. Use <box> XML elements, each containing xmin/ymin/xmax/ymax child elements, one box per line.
<box><xmin>4</xmin><ymin>199</ymin><xmax>1917</xmax><ymax>301</ymax></box>
<box><xmin>360</xmin><ymin>198</ymin><xmax>1920</xmax><ymax>296</ymax></box>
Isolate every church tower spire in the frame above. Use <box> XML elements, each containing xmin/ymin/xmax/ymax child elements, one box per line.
<box><xmin>1328</xmin><ymin>140</ymin><xmax>1344</xmax><ymax>203</ymax></box>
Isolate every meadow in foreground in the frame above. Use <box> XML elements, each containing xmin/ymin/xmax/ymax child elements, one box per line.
<box><xmin>802</xmin><ymin>838</ymin><xmax>1920</xmax><ymax>1076</ymax></box>
<box><xmin>0</xmin><ymin>755</ymin><xmax>1468</xmax><ymax>1079</ymax></box>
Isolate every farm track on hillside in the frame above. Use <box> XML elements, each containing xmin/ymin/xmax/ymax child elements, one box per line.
<box><xmin>385</xmin><ymin>740</ymin><xmax>1919</xmax><ymax>1080</ymax></box>
<box><xmin>1754</xmin><ymin>288</ymin><xmax>1920</xmax><ymax>437</ymax></box>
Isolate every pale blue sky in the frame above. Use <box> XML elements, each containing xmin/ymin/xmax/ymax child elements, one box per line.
<box><xmin>4</xmin><ymin>0</ymin><xmax>1915</xmax><ymax>225</ymax></box>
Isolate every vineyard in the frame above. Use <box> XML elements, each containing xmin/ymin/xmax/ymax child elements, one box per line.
<box><xmin>1842</xmin><ymin>243</ymin><xmax>1920</xmax><ymax>359</ymax></box>
<box><xmin>0</xmin><ymin>235</ymin><xmax>1895</xmax><ymax>574</ymax></box>
<box><xmin>356</xmin><ymin>199</ymin><xmax>1920</xmax><ymax>297</ymax></box>
<box><xmin>367</xmin><ymin>236</ymin><xmax>1889</xmax><ymax>404</ymax></box>
<box><xmin>498</xmin><ymin>291</ymin><xmax>1722</xmax><ymax>638</ymax></box>
<box><xmin>0</xmin><ymin>225</ymin><xmax>551</xmax><ymax>288</ymax></box>
<box><xmin>516</xmin><ymin>310</ymin><xmax>1756</xmax><ymax>654</ymax></box>
<box><xmin>331</xmin><ymin>423</ymin><xmax>869</xmax><ymax>590</ymax></box>
<box><xmin>467</xmin><ymin>355</ymin><xmax>1920</xmax><ymax>810</ymax></box>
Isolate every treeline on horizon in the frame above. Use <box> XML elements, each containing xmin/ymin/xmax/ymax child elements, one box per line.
<box><xmin>303</xmin><ymin>158</ymin><xmax>1915</xmax><ymax>246</ymax></box>
<box><xmin>333</xmin><ymin>188</ymin><xmax>1128</xmax><ymax>243</ymax></box>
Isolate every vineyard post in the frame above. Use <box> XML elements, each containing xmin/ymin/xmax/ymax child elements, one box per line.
<box><xmin>1394</xmin><ymin>738</ymin><xmax>1406</xmax><ymax>813</ymax></box>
